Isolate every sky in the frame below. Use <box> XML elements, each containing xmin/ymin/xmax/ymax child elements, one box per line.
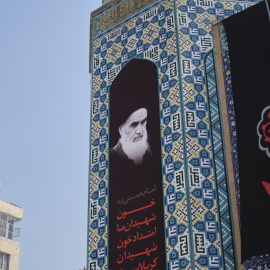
<box><xmin>0</xmin><ymin>0</ymin><xmax>101</xmax><ymax>269</ymax></box>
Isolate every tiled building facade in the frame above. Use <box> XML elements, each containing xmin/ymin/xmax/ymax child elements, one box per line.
<box><xmin>87</xmin><ymin>0</ymin><xmax>270</xmax><ymax>269</ymax></box>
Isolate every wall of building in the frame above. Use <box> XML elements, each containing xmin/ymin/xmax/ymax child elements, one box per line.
<box><xmin>88</xmin><ymin>0</ymin><xmax>264</xmax><ymax>269</ymax></box>
<box><xmin>0</xmin><ymin>200</ymin><xmax>23</xmax><ymax>270</ymax></box>
<box><xmin>0</xmin><ymin>200</ymin><xmax>23</xmax><ymax>220</ymax></box>
<box><xmin>0</xmin><ymin>238</ymin><xmax>20</xmax><ymax>270</ymax></box>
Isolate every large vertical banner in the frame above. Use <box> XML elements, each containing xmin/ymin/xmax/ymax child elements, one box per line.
<box><xmin>109</xmin><ymin>59</ymin><xmax>166</xmax><ymax>270</ymax></box>
<box><xmin>222</xmin><ymin>1</ymin><xmax>270</xmax><ymax>262</ymax></box>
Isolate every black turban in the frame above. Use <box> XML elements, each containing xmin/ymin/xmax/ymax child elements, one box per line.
<box><xmin>109</xmin><ymin>59</ymin><xmax>159</xmax><ymax>147</ymax></box>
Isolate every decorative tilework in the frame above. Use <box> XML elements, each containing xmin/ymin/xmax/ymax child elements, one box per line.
<box><xmin>92</xmin><ymin>0</ymin><xmax>159</xmax><ymax>37</ymax></box>
<box><xmin>176</xmin><ymin>0</ymin><xmax>260</xmax><ymax>268</ymax></box>
<box><xmin>89</xmin><ymin>1</ymin><xmax>191</xmax><ymax>269</ymax></box>
<box><xmin>205</xmin><ymin>50</ymin><xmax>236</xmax><ymax>270</ymax></box>
<box><xmin>245</xmin><ymin>255</ymin><xmax>270</xmax><ymax>270</ymax></box>
<box><xmin>88</xmin><ymin>0</ymin><xmax>265</xmax><ymax>269</ymax></box>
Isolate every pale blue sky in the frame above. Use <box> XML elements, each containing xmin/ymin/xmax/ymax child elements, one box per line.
<box><xmin>0</xmin><ymin>1</ymin><xmax>101</xmax><ymax>269</ymax></box>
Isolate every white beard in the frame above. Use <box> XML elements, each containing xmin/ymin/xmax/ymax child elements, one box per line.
<box><xmin>120</xmin><ymin>132</ymin><xmax>149</xmax><ymax>165</ymax></box>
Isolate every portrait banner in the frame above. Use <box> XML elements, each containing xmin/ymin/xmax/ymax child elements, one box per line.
<box><xmin>109</xmin><ymin>59</ymin><xmax>166</xmax><ymax>270</ymax></box>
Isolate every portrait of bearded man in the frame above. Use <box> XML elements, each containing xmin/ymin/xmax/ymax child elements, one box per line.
<box><xmin>111</xmin><ymin>107</ymin><xmax>149</xmax><ymax>166</ymax></box>
<box><xmin>109</xmin><ymin>59</ymin><xmax>162</xmax><ymax>169</ymax></box>
<box><xmin>108</xmin><ymin>59</ymin><xmax>166</xmax><ymax>270</ymax></box>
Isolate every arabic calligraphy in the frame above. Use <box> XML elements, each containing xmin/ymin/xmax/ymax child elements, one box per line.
<box><xmin>117</xmin><ymin>185</ymin><xmax>157</xmax><ymax>206</ymax></box>
<box><xmin>117</xmin><ymin>243</ymin><xmax>158</xmax><ymax>264</ymax></box>
<box><xmin>117</xmin><ymin>213</ymin><xmax>157</xmax><ymax>232</ymax></box>
<box><xmin>117</xmin><ymin>226</ymin><xmax>157</xmax><ymax>249</ymax></box>
<box><xmin>97</xmin><ymin>0</ymin><xmax>155</xmax><ymax>30</ymax></box>
<box><xmin>133</xmin><ymin>257</ymin><xmax>158</xmax><ymax>270</ymax></box>
<box><xmin>120</xmin><ymin>257</ymin><xmax>158</xmax><ymax>270</ymax></box>
<box><xmin>112</xmin><ymin>185</ymin><xmax>163</xmax><ymax>268</ymax></box>
<box><xmin>117</xmin><ymin>199</ymin><xmax>156</xmax><ymax>220</ymax></box>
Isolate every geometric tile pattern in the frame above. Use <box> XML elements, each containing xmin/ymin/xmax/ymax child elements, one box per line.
<box><xmin>219</xmin><ymin>24</ymin><xmax>270</xmax><ymax>270</ymax></box>
<box><xmin>89</xmin><ymin>0</ymin><xmax>262</xmax><ymax>269</ymax></box>
<box><xmin>176</xmin><ymin>0</ymin><xmax>257</xmax><ymax>268</ymax></box>
<box><xmin>205</xmin><ymin>50</ymin><xmax>236</xmax><ymax>270</ymax></box>
<box><xmin>245</xmin><ymin>255</ymin><xmax>270</xmax><ymax>269</ymax></box>
<box><xmin>90</xmin><ymin>1</ymin><xmax>190</xmax><ymax>269</ymax></box>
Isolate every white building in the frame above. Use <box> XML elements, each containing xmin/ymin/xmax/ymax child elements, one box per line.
<box><xmin>0</xmin><ymin>200</ymin><xmax>23</xmax><ymax>270</ymax></box>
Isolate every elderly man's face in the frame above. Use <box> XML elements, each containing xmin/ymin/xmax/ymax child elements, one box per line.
<box><xmin>120</xmin><ymin>108</ymin><xmax>147</xmax><ymax>143</ymax></box>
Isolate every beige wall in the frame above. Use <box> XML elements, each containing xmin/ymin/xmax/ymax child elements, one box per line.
<box><xmin>0</xmin><ymin>200</ymin><xmax>23</xmax><ymax>270</ymax></box>
<box><xmin>0</xmin><ymin>237</ymin><xmax>20</xmax><ymax>270</ymax></box>
<box><xmin>0</xmin><ymin>200</ymin><xmax>23</xmax><ymax>220</ymax></box>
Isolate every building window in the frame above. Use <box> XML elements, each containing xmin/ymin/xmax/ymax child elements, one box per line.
<box><xmin>0</xmin><ymin>213</ymin><xmax>7</xmax><ymax>238</ymax></box>
<box><xmin>0</xmin><ymin>252</ymin><xmax>9</xmax><ymax>270</ymax></box>
<box><xmin>0</xmin><ymin>212</ymin><xmax>21</xmax><ymax>241</ymax></box>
